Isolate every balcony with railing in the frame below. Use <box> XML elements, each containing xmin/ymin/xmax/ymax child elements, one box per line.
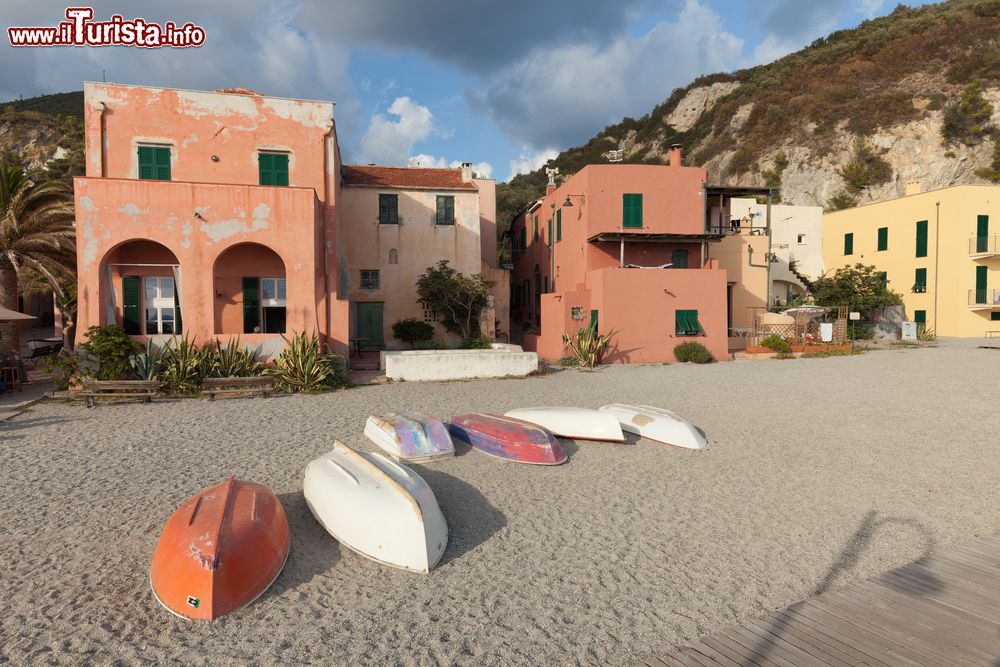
<box><xmin>968</xmin><ymin>288</ymin><xmax>1000</xmax><ymax>309</ymax></box>
<box><xmin>969</xmin><ymin>235</ymin><xmax>1000</xmax><ymax>258</ymax></box>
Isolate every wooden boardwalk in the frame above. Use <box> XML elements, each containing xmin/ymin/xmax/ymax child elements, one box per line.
<box><xmin>646</xmin><ymin>533</ymin><xmax>1000</xmax><ymax>667</ymax></box>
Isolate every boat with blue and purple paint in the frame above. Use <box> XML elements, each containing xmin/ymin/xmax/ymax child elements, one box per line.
<box><xmin>447</xmin><ymin>413</ymin><xmax>567</xmax><ymax>465</ymax></box>
<box><xmin>364</xmin><ymin>412</ymin><xmax>455</xmax><ymax>463</ymax></box>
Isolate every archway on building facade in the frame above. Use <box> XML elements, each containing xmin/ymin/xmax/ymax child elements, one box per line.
<box><xmin>99</xmin><ymin>239</ymin><xmax>182</xmax><ymax>336</ymax></box>
<box><xmin>213</xmin><ymin>243</ymin><xmax>287</xmax><ymax>334</ymax></box>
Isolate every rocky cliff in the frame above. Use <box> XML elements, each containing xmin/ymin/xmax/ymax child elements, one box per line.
<box><xmin>498</xmin><ymin>0</ymin><xmax>1000</xmax><ymax>226</ymax></box>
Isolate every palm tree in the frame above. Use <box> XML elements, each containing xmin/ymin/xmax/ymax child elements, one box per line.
<box><xmin>0</xmin><ymin>162</ymin><xmax>76</xmax><ymax>352</ymax></box>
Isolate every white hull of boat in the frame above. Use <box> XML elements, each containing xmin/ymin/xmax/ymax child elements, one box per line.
<box><xmin>504</xmin><ymin>407</ymin><xmax>625</xmax><ymax>442</ymax></box>
<box><xmin>598</xmin><ymin>404</ymin><xmax>706</xmax><ymax>450</ymax></box>
<box><xmin>303</xmin><ymin>441</ymin><xmax>449</xmax><ymax>573</ymax></box>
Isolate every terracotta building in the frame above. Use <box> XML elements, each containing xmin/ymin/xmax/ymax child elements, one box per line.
<box><xmin>509</xmin><ymin>149</ymin><xmax>770</xmax><ymax>363</ymax></box>
<box><xmin>74</xmin><ymin>82</ymin><xmax>505</xmax><ymax>357</ymax></box>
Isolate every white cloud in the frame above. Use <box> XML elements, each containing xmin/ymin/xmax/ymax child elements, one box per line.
<box><xmin>359</xmin><ymin>96</ymin><xmax>435</xmax><ymax>165</ymax></box>
<box><xmin>507</xmin><ymin>148</ymin><xmax>559</xmax><ymax>181</ymax></box>
<box><xmin>469</xmin><ymin>0</ymin><xmax>745</xmax><ymax>149</ymax></box>
<box><xmin>407</xmin><ymin>154</ymin><xmax>494</xmax><ymax>179</ymax></box>
<box><xmin>859</xmin><ymin>0</ymin><xmax>886</xmax><ymax>18</ymax></box>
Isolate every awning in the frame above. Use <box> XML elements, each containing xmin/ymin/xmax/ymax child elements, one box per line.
<box><xmin>0</xmin><ymin>307</ymin><xmax>36</xmax><ymax>323</ymax></box>
<box><xmin>588</xmin><ymin>231</ymin><xmax>724</xmax><ymax>243</ymax></box>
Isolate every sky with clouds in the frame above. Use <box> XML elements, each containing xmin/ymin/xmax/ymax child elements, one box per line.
<box><xmin>1</xmin><ymin>1</ymin><xmax>932</xmax><ymax>181</ymax></box>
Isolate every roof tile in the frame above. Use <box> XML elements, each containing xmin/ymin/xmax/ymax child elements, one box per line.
<box><xmin>342</xmin><ymin>164</ymin><xmax>477</xmax><ymax>191</ymax></box>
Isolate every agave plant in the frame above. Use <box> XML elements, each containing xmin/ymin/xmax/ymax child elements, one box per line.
<box><xmin>268</xmin><ymin>331</ymin><xmax>346</xmax><ymax>392</ymax></box>
<box><xmin>129</xmin><ymin>339</ymin><xmax>162</xmax><ymax>381</ymax></box>
<box><xmin>160</xmin><ymin>334</ymin><xmax>213</xmax><ymax>394</ymax></box>
<box><xmin>562</xmin><ymin>325</ymin><xmax>615</xmax><ymax>368</ymax></box>
<box><xmin>209</xmin><ymin>337</ymin><xmax>264</xmax><ymax>377</ymax></box>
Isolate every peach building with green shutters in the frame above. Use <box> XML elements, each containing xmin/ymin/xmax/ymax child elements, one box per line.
<box><xmin>509</xmin><ymin>148</ymin><xmax>773</xmax><ymax>363</ymax></box>
<box><xmin>74</xmin><ymin>82</ymin><xmax>505</xmax><ymax>357</ymax></box>
<box><xmin>823</xmin><ymin>183</ymin><xmax>1000</xmax><ymax>337</ymax></box>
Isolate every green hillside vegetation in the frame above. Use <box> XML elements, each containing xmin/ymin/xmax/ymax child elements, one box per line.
<box><xmin>0</xmin><ymin>91</ymin><xmax>84</xmax><ymax>121</ymax></box>
<box><xmin>496</xmin><ymin>0</ymin><xmax>1000</xmax><ymax>238</ymax></box>
<box><xmin>0</xmin><ymin>106</ymin><xmax>85</xmax><ymax>184</ymax></box>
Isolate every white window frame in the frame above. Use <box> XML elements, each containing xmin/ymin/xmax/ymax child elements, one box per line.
<box><xmin>260</xmin><ymin>277</ymin><xmax>286</xmax><ymax>308</ymax></box>
<box><xmin>143</xmin><ymin>276</ymin><xmax>175</xmax><ymax>335</ymax></box>
<box><xmin>797</xmin><ymin>234</ymin><xmax>806</xmax><ymax>245</ymax></box>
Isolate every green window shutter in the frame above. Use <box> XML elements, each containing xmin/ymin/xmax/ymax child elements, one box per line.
<box><xmin>379</xmin><ymin>194</ymin><xmax>398</xmax><ymax>224</ymax></box>
<box><xmin>878</xmin><ymin>271</ymin><xmax>887</xmax><ymax>289</ymax></box>
<box><xmin>914</xmin><ymin>310</ymin><xmax>926</xmax><ymax>324</ymax></box>
<box><xmin>877</xmin><ymin>227</ymin><xmax>888</xmax><ymax>251</ymax></box>
<box><xmin>137</xmin><ymin>147</ymin><xmax>154</xmax><ymax>180</ymax></box>
<box><xmin>977</xmin><ymin>215</ymin><xmax>989</xmax><ymax>253</ymax></box>
<box><xmin>547</xmin><ymin>218</ymin><xmax>553</xmax><ymax>246</ymax></box>
<box><xmin>676</xmin><ymin>309</ymin><xmax>699</xmax><ymax>336</ymax></box>
<box><xmin>976</xmin><ymin>265</ymin><xmax>988</xmax><ymax>303</ymax></box>
<box><xmin>916</xmin><ymin>220</ymin><xmax>928</xmax><ymax>257</ymax></box>
<box><xmin>520</xmin><ymin>227</ymin><xmax>527</xmax><ymax>250</ymax></box>
<box><xmin>259</xmin><ymin>153</ymin><xmax>289</xmax><ymax>186</ymax></box>
<box><xmin>556</xmin><ymin>209</ymin><xmax>562</xmax><ymax>241</ymax></box>
<box><xmin>122</xmin><ymin>275</ymin><xmax>141</xmax><ymax>335</ymax></box>
<box><xmin>623</xmin><ymin>194</ymin><xmax>643</xmax><ymax>228</ymax></box>
<box><xmin>242</xmin><ymin>277</ymin><xmax>260</xmax><ymax>334</ymax></box>
<box><xmin>154</xmin><ymin>147</ymin><xmax>171</xmax><ymax>180</ymax></box>
<box><xmin>672</xmin><ymin>249</ymin><xmax>689</xmax><ymax>268</ymax></box>
<box><xmin>436</xmin><ymin>196</ymin><xmax>455</xmax><ymax>225</ymax></box>
<box><xmin>589</xmin><ymin>309</ymin><xmax>599</xmax><ymax>332</ymax></box>
<box><xmin>914</xmin><ymin>268</ymin><xmax>927</xmax><ymax>291</ymax></box>
<box><xmin>844</xmin><ymin>232</ymin><xmax>854</xmax><ymax>255</ymax></box>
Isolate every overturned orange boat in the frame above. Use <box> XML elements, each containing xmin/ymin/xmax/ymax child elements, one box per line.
<box><xmin>150</xmin><ymin>478</ymin><xmax>290</xmax><ymax>621</ymax></box>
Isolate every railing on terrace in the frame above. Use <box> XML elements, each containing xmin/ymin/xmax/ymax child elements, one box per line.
<box><xmin>969</xmin><ymin>235</ymin><xmax>1000</xmax><ymax>255</ymax></box>
<box><xmin>706</xmin><ymin>223</ymin><xmax>769</xmax><ymax>237</ymax></box>
<box><xmin>968</xmin><ymin>288</ymin><xmax>1000</xmax><ymax>306</ymax></box>
<box><xmin>746</xmin><ymin>305</ymin><xmax>849</xmax><ymax>346</ymax></box>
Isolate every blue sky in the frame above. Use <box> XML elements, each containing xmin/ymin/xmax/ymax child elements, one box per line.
<box><xmin>1</xmin><ymin>1</ymin><xmax>933</xmax><ymax>181</ymax></box>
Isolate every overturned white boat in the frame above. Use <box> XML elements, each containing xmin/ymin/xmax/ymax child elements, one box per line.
<box><xmin>598</xmin><ymin>404</ymin><xmax>706</xmax><ymax>450</ymax></box>
<box><xmin>504</xmin><ymin>407</ymin><xmax>625</xmax><ymax>442</ymax></box>
<box><xmin>364</xmin><ymin>412</ymin><xmax>455</xmax><ymax>462</ymax></box>
<box><xmin>303</xmin><ymin>442</ymin><xmax>449</xmax><ymax>573</ymax></box>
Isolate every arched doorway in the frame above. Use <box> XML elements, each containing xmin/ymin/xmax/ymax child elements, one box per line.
<box><xmin>213</xmin><ymin>243</ymin><xmax>287</xmax><ymax>334</ymax></box>
<box><xmin>99</xmin><ymin>240</ymin><xmax>181</xmax><ymax>335</ymax></box>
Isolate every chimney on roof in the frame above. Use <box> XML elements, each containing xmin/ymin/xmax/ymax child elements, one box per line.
<box><xmin>905</xmin><ymin>180</ymin><xmax>921</xmax><ymax>196</ymax></box>
<box><xmin>461</xmin><ymin>162</ymin><xmax>473</xmax><ymax>183</ymax></box>
<box><xmin>668</xmin><ymin>144</ymin><xmax>682</xmax><ymax>167</ymax></box>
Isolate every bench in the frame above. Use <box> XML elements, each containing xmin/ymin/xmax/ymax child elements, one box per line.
<box><xmin>201</xmin><ymin>376</ymin><xmax>275</xmax><ymax>401</ymax></box>
<box><xmin>80</xmin><ymin>380</ymin><xmax>161</xmax><ymax>408</ymax></box>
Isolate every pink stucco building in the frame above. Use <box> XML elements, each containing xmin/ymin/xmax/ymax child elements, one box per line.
<box><xmin>510</xmin><ymin>148</ymin><xmax>771</xmax><ymax>363</ymax></box>
<box><xmin>74</xmin><ymin>82</ymin><xmax>505</xmax><ymax>358</ymax></box>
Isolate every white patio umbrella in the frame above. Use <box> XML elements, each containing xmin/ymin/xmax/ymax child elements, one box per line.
<box><xmin>0</xmin><ymin>307</ymin><xmax>36</xmax><ymax>323</ymax></box>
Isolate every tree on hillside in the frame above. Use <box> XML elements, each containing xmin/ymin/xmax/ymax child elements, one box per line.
<box><xmin>416</xmin><ymin>260</ymin><xmax>495</xmax><ymax>342</ymax></box>
<box><xmin>0</xmin><ymin>162</ymin><xmax>76</xmax><ymax>350</ymax></box>
<box><xmin>808</xmin><ymin>264</ymin><xmax>903</xmax><ymax>315</ymax></box>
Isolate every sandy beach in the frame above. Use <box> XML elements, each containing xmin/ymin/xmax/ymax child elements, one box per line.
<box><xmin>1</xmin><ymin>344</ymin><xmax>998</xmax><ymax>666</ymax></box>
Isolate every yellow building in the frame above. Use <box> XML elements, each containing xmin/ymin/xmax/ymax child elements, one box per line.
<box><xmin>824</xmin><ymin>184</ymin><xmax>1000</xmax><ymax>337</ymax></box>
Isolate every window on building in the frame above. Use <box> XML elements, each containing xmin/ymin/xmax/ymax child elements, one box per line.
<box><xmin>556</xmin><ymin>209</ymin><xmax>562</xmax><ymax>241</ymax></box>
<box><xmin>137</xmin><ymin>145</ymin><xmax>171</xmax><ymax>181</ymax></box>
<box><xmin>547</xmin><ymin>218</ymin><xmax>553</xmax><ymax>246</ymax></box>
<box><xmin>977</xmin><ymin>214</ymin><xmax>989</xmax><ymax>253</ymax></box>
<box><xmin>914</xmin><ymin>310</ymin><xmax>926</xmax><ymax>328</ymax></box>
<box><xmin>991</xmin><ymin>312</ymin><xmax>1000</xmax><ymax>321</ymax></box>
<box><xmin>388</xmin><ymin>248</ymin><xmax>398</xmax><ymax>265</ymax></box>
<box><xmin>671</xmin><ymin>249</ymin><xmax>689</xmax><ymax>269</ymax></box>
<box><xmin>914</xmin><ymin>268</ymin><xmax>927</xmax><ymax>292</ymax></box>
<box><xmin>878</xmin><ymin>271</ymin><xmax>888</xmax><ymax>289</ymax></box>
<box><xmin>623</xmin><ymin>193</ymin><xmax>643</xmax><ymax>229</ymax></box>
<box><xmin>258</xmin><ymin>152</ymin><xmax>289</xmax><ymax>186</ymax></box>
<box><xmin>916</xmin><ymin>220</ymin><xmax>928</xmax><ymax>257</ymax></box>
<box><xmin>797</xmin><ymin>234</ymin><xmax>806</xmax><ymax>244</ymax></box>
<box><xmin>360</xmin><ymin>270</ymin><xmax>380</xmax><ymax>290</ymax></box>
<box><xmin>142</xmin><ymin>276</ymin><xmax>176</xmax><ymax>334</ymax></box>
<box><xmin>259</xmin><ymin>277</ymin><xmax>287</xmax><ymax>333</ymax></box>
<box><xmin>571</xmin><ymin>306</ymin><xmax>583</xmax><ymax>320</ymax></box>
<box><xmin>520</xmin><ymin>227</ymin><xmax>527</xmax><ymax>251</ymax></box>
<box><xmin>533</xmin><ymin>215</ymin><xmax>539</xmax><ymax>241</ymax></box>
<box><xmin>422</xmin><ymin>305</ymin><xmax>437</xmax><ymax>322</ymax></box>
<box><xmin>877</xmin><ymin>226</ymin><xmax>888</xmax><ymax>251</ymax></box>
<box><xmin>844</xmin><ymin>232</ymin><xmax>854</xmax><ymax>255</ymax></box>
<box><xmin>435</xmin><ymin>195</ymin><xmax>455</xmax><ymax>225</ymax></box>
<box><xmin>590</xmin><ymin>309</ymin><xmax>599</xmax><ymax>332</ymax></box>
<box><xmin>675</xmin><ymin>309</ymin><xmax>700</xmax><ymax>336</ymax></box>
<box><xmin>379</xmin><ymin>194</ymin><xmax>399</xmax><ymax>224</ymax></box>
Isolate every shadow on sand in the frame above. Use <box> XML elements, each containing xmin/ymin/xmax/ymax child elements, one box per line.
<box><xmin>411</xmin><ymin>466</ymin><xmax>507</xmax><ymax>566</ymax></box>
<box><xmin>269</xmin><ymin>491</ymin><xmax>342</xmax><ymax>595</ymax></box>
